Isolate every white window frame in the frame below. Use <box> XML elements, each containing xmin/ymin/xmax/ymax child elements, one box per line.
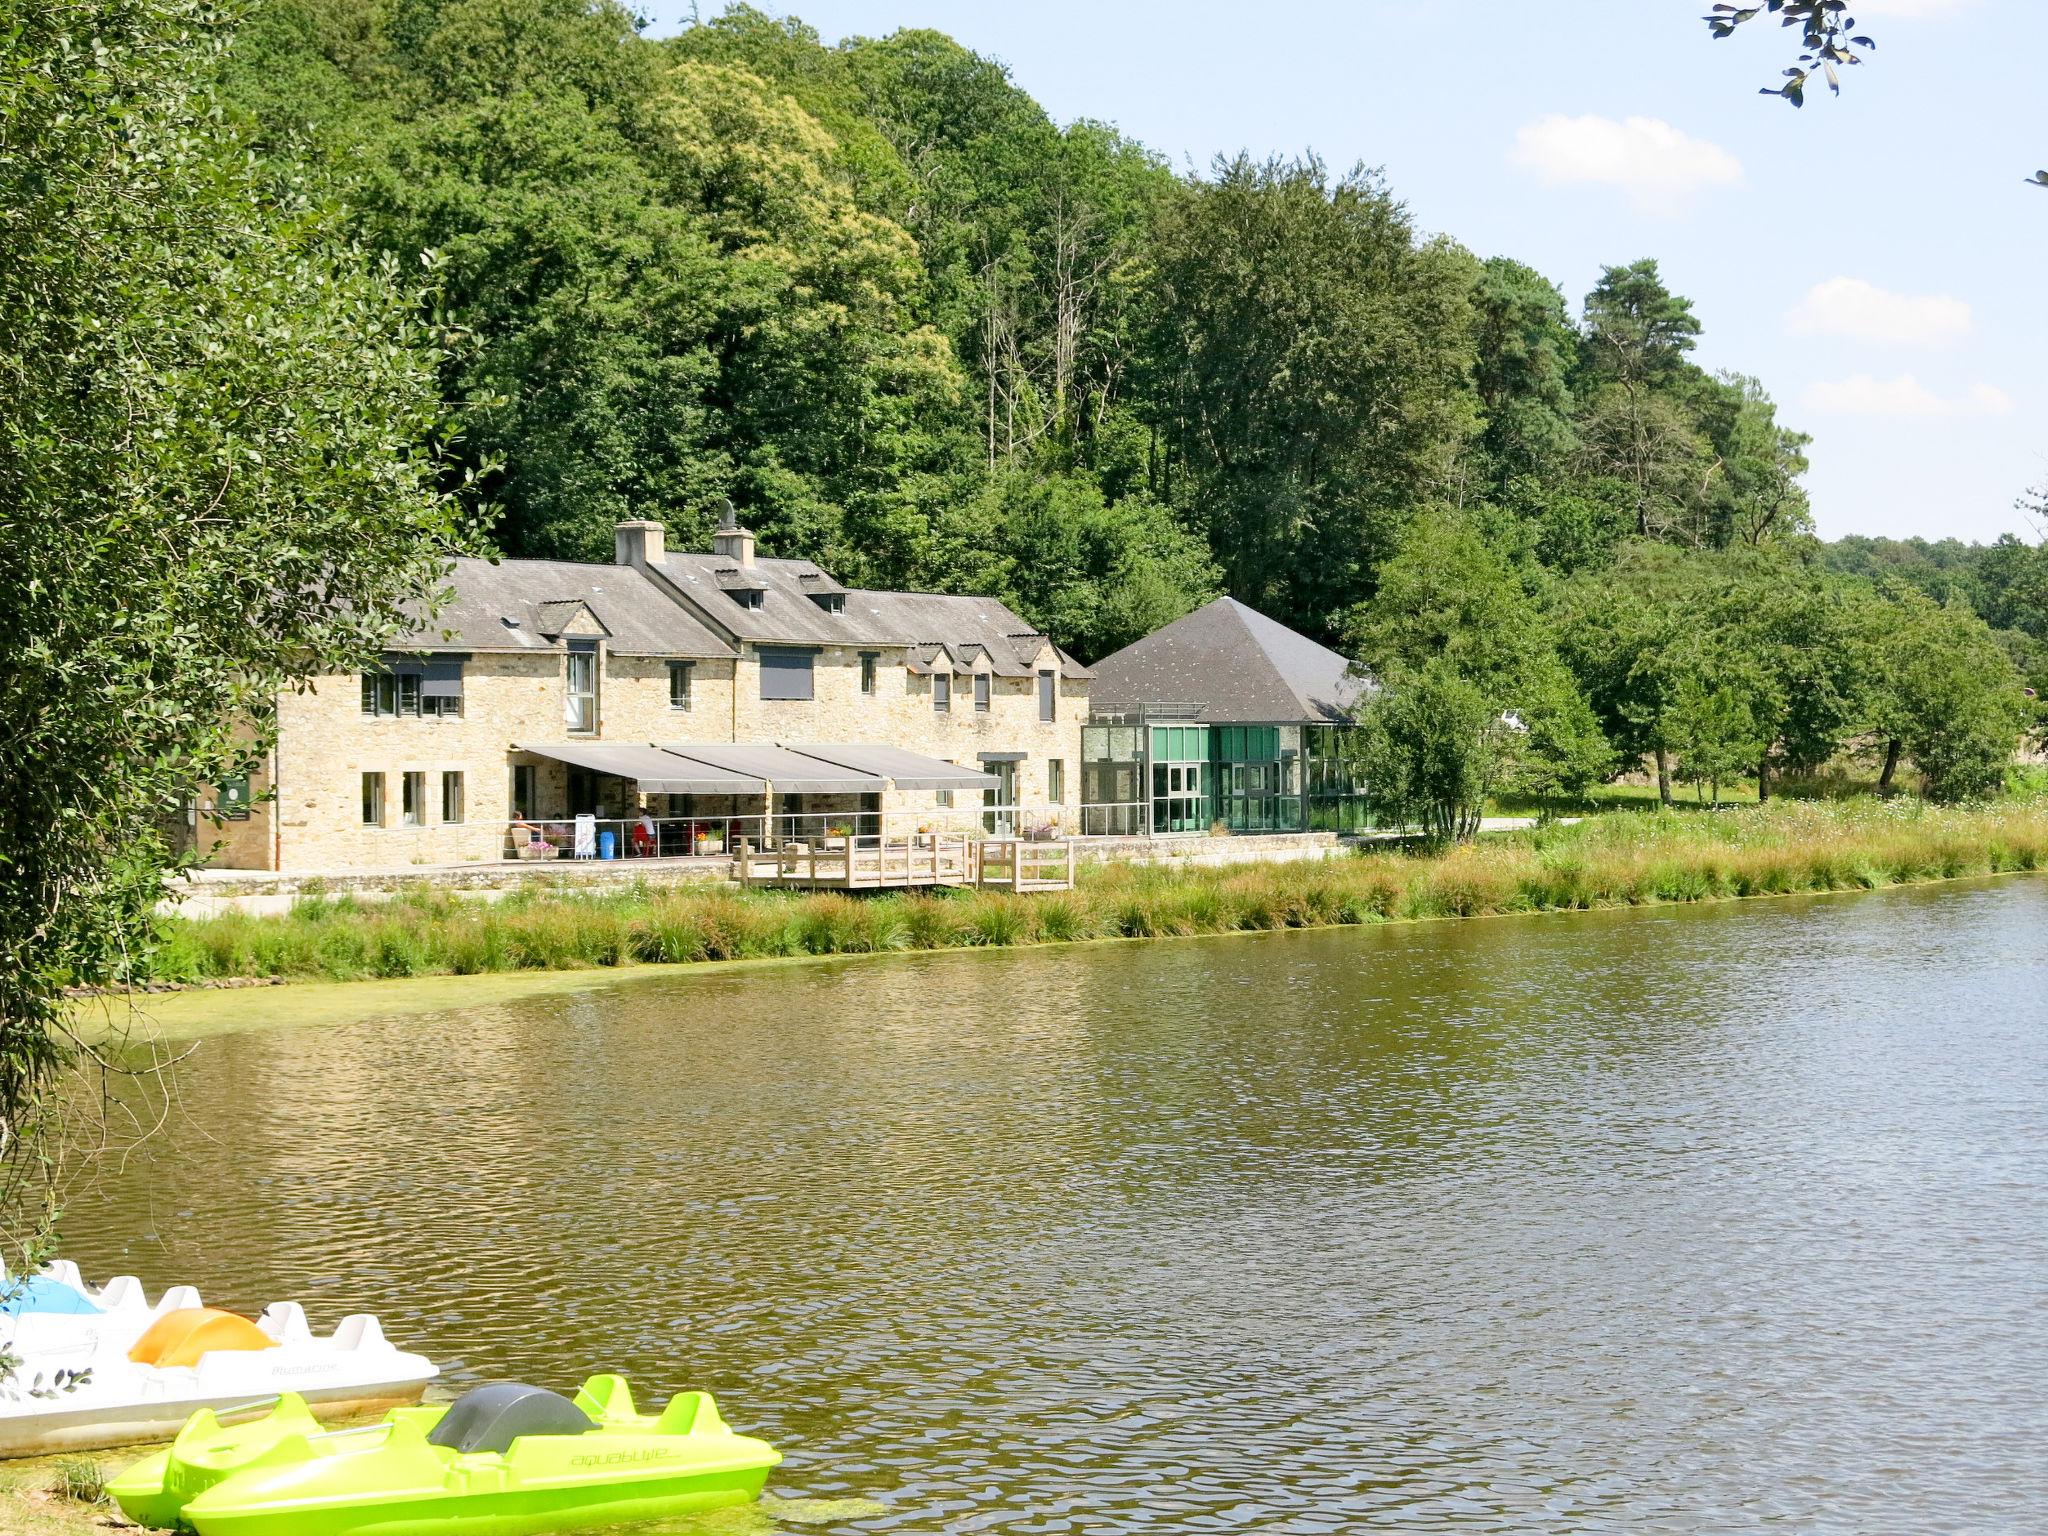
<box><xmin>441</xmin><ymin>771</ymin><xmax>465</xmax><ymax>825</ymax></box>
<box><xmin>565</xmin><ymin>646</ymin><xmax>599</xmax><ymax>733</ymax></box>
<box><xmin>668</xmin><ymin>659</ymin><xmax>693</xmax><ymax>712</ymax></box>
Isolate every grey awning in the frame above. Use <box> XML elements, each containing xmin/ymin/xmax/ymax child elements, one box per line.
<box><xmin>977</xmin><ymin>750</ymin><xmax>1028</xmax><ymax>763</ymax></box>
<box><xmin>515</xmin><ymin>742</ymin><xmax>764</xmax><ymax>795</ymax></box>
<box><xmin>779</xmin><ymin>743</ymin><xmax>999</xmax><ymax>791</ymax></box>
<box><xmin>657</xmin><ymin>742</ymin><xmax>884</xmax><ymax>794</ymax></box>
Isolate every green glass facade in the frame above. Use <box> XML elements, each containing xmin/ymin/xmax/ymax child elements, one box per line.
<box><xmin>1303</xmin><ymin>724</ymin><xmax>1374</xmax><ymax>833</ymax></box>
<box><xmin>1077</xmin><ymin>719</ymin><xmax>1374</xmax><ymax>836</ymax></box>
<box><xmin>1149</xmin><ymin>724</ymin><xmax>1213</xmax><ymax>833</ymax></box>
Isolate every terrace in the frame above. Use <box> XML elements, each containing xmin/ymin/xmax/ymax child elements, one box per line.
<box><xmin>505</xmin><ymin>741</ymin><xmax>1076</xmax><ymax>891</ymax></box>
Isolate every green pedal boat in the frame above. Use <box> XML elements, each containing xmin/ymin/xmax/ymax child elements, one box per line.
<box><xmin>110</xmin><ymin>1375</ymin><xmax>780</xmax><ymax>1536</ymax></box>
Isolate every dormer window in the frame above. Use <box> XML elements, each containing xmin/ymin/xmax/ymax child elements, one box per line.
<box><xmin>730</xmin><ymin>587</ymin><xmax>764</xmax><ymax>610</ymax></box>
<box><xmin>809</xmin><ymin>592</ymin><xmax>845</xmax><ymax>613</ymax></box>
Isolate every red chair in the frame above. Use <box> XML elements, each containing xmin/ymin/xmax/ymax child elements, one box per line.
<box><xmin>630</xmin><ymin>822</ymin><xmax>656</xmax><ymax>858</ymax></box>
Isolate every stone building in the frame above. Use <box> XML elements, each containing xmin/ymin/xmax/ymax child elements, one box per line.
<box><xmin>1080</xmin><ymin>596</ymin><xmax>1374</xmax><ymax>836</ymax></box>
<box><xmin>193</xmin><ymin>511</ymin><xmax>1090</xmax><ymax>871</ymax></box>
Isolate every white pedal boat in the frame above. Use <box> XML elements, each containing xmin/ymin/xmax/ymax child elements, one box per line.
<box><xmin>1</xmin><ymin>1262</ymin><xmax>206</xmax><ymax>1361</ymax></box>
<box><xmin>0</xmin><ymin>1302</ymin><xmax>438</xmax><ymax>1457</ymax></box>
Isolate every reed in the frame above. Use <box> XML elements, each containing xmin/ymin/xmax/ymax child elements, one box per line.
<box><xmin>138</xmin><ymin>798</ymin><xmax>2048</xmax><ymax>986</ymax></box>
<box><xmin>49</xmin><ymin>1460</ymin><xmax>106</xmax><ymax>1506</ymax></box>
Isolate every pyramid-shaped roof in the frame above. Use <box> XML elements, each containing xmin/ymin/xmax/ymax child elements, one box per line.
<box><xmin>1088</xmin><ymin>597</ymin><xmax>1366</xmax><ymax>723</ymax></box>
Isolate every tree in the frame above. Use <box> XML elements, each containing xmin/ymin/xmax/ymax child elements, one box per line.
<box><xmin>1706</xmin><ymin>374</ymin><xmax>1812</xmax><ymax>547</ymax></box>
<box><xmin>1356</xmin><ymin>661</ymin><xmax>1511</xmax><ymax>841</ymax></box>
<box><xmin>1577</xmin><ymin>261</ymin><xmax>1711</xmax><ymax>541</ymax></box>
<box><xmin>1467</xmin><ymin>257</ymin><xmax>1579</xmax><ymax>503</ymax></box>
<box><xmin>1864</xmin><ymin>588</ymin><xmax>2027</xmax><ymax>802</ymax></box>
<box><xmin>649</xmin><ymin>58</ymin><xmax>965</xmax><ymax>566</ymax></box>
<box><xmin>1145</xmin><ymin>155</ymin><xmax>1479</xmax><ymax>640</ymax></box>
<box><xmin>1554</xmin><ymin>545</ymin><xmax>1715</xmax><ymax>806</ymax></box>
<box><xmin>1722</xmin><ymin>558</ymin><xmax>1873</xmax><ymax>795</ymax></box>
<box><xmin>1349</xmin><ymin>512</ymin><xmax>1608</xmax><ymax>834</ymax></box>
<box><xmin>1976</xmin><ymin>502</ymin><xmax>2048</xmax><ymax>641</ymax></box>
<box><xmin>911</xmin><ymin>470</ymin><xmax>1217</xmax><ymax>660</ymax></box>
<box><xmin>1</xmin><ymin>0</ymin><xmax>462</xmax><ymax>1193</ymax></box>
<box><xmin>1669</xmin><ymin>669</ymin><xmax>1769</xmax><ymax>805</ymax></box>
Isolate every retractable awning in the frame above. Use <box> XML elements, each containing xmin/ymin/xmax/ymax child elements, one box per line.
<box><xmin>780</xmin><ymin>743</ymin><xmax>998</xmax><ymax>791</ymax></box>
<box><xmin>657</xmin><ymin>743</ymin><xmax>884</xmax><ymax>794</ymax></box>
<box><xmin>514</xmin><ymin>742</ymin><xmax>764</xmax><ymax>795</ymax></box>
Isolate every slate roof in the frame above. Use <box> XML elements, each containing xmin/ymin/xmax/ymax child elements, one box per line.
<box><xmin>1087</xmin><ymin>597</ymin><xmax>1366</xmax><ymax>723</ymax></box>
<box><xmin>392</xmin><ymin>558</ymin><xmax>735</xmax><ymax>659</ymax></box>
<box><xmin>656</xmin><ymin>553</ymin><xmax>892</xmax><ymax>646</ymax></box>
<box><xmin>652</xmin><ymin>552</ymin><xmax>1092</xmax><ymax>676</ymax></box>
<box><xmin>388</xmin><ymin>547</ymin><xmax>1093</xmax><ymax>676</ymax></box>
<box><xmin>852</xmin><ymin>591</ymin><xmax>1092</xmax><ymax>678</ymax></box>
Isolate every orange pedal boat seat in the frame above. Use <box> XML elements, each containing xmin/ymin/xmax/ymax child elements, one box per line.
<box><xmin>129</xmin><ymin>1308</ymin><xmax>278</xmax><ymax>1368</ymax></box>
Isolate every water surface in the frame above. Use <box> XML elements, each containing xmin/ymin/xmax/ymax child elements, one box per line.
<box><xmin>66</xmin><ymin>879</ymin><xmax>2048</xmax><ymax>1531</ymax></box>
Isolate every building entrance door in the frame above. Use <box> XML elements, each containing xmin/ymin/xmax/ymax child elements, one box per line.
<box><xmin>1148</xmin><ymin>724</ymin><xmax>1213</xmax><ymax>833</ymax></box>
<box><xmin>982</xmin><ymin>760</ymin><xmax>1017</xmax><ymax>834</ymax></box>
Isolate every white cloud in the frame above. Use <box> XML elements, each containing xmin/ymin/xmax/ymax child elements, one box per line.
<box><xmin>1788</xmin><ymin>277</ymin><xmax>1972</xmax><ymax>345</ymax></box>
<box><xmin>1507</xmin><ymin>114</ymin><xmax>1742</xmax><ymax>212</ymax></box>
<box><xmin>1802</xmin><ymin>374</ymin><xmax>2011</xmax><ymax>418</ymax></box>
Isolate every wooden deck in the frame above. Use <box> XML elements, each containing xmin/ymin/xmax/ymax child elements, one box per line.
<box><xmin>732</xmin><ymin>836</ymin><xmax>1075</xmax><ymax>892</ymax></box>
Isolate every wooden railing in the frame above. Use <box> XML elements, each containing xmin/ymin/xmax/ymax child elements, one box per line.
<box><xmin>731</xmin><ymin>833</ymin><xmax>1074</xmax><ymax>892</ymax></box>
<box><xmin>971</xmin><ymin>838</ymin><xmax>1076</xmax><ymax>891</ymax></box>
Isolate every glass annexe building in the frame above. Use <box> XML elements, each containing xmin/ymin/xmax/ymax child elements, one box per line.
<box><xmin>1079</xmin><ymin>597</ymin><xmax>1374</xmax><ymax>836</ymax></box>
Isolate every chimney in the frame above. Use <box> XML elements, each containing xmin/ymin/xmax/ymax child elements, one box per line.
<box><xmin>709</xmin><ymin>497</ymin><xmax>755</xmax><ymax>568</ymax></box>
<box><xmin>613</xmin><ymin>519</ymin><xmax>664</xmax><ymax>567</ymax></box>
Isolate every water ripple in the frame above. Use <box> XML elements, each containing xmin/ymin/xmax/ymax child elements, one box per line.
<box><xmin>59</xmin><ymin>878</ymin><xmax>2048</xmax><ymax>1532</ymax></box>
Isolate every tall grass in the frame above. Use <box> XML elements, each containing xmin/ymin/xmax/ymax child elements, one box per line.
<box><xmin>145</xmin><ymin>799</ymin><xmax>2048</xmax><ymax>986</ymax></box>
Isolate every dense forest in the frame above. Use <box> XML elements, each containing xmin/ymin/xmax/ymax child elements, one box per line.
<box><xmin>6</xmin><ymin>0</ymin><xmax>2048</xmax><ymax>1144</ymax></box>
<box><xmin>214</xmin><ymin>0</ymin><xmax>2047</xmax><ymax>811</ymax></box>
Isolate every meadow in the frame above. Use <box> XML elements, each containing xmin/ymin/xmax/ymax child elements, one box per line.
<box><xmin>142</xmin><ymin>799</ymin><xmax>2048</xmax><ymax>986</ymax></box>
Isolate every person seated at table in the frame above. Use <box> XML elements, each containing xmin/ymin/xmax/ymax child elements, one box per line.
<box><xmin>631</xmin><ymin>808</ymin><xmax>658</xmax><ymax>857</ymax></box>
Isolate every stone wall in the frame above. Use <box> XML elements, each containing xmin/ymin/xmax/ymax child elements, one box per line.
<box><xmin>730</xmin><ymin>641</ymin><xmax>1084</xmax><ymax>818</ymax></box>
<box><xmin>242</xmin><ymin>641</ymin><xmax>1086</xmax><ymax>872</ymax></box>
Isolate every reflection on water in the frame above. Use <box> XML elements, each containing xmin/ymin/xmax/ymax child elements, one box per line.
<box><xmin>64</xmin><ymin>879</ymin><xmax>2048</xmax><ymax>1531</ymax></box>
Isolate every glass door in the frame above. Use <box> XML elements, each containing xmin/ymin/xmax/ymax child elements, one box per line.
<box><xmin>982</xmin><ymin>761</ymin><xmax>1017</xmax><ymax>834</ymax></box>
<box><xmin>1148</xmin><ymin>725</ymin><xmax>1212</xmax><ymax>833</ymax></box>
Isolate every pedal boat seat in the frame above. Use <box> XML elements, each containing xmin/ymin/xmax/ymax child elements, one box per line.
<box><xmin>129</xmin><ymin>1308</ymin><xmax>277</xmax><ymax>1367</ymax></box>
<box><xmin>426</xmin><ymin>1383</ymin><xmax>596</xmax><ymax>1455</ymax></box>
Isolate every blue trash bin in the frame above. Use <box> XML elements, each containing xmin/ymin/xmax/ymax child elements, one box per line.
<box><xmin>599</xmin><ymin>830</ymin><xmax>617</xmax><ymax>860</ymax></box>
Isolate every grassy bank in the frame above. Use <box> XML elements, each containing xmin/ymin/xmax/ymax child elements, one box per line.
<box><xmin>139</xmin><ymin>799</ymin><xmax>2048</xmax><ymax>987</ymax></box>
<box><xmin>0</xmin><ymin>1456</ymin><xmax>118</xmax><ymax>1536</ymax></box>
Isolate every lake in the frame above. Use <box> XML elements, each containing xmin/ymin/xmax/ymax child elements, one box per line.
<box><xmin>63</xmin><ymin>878</ymin><xmax>2048</xmax><ymax>1531</ymax></box>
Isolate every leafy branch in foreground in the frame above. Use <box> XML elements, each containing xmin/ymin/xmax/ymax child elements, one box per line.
<box><xmin>1704</xmin><ymin>2</ymin><xmax>2048</xmax><ymax>186</ymax></box>
<box><xmin>1704</xmin><ymin>2</ymin><xmax>1874</xmax><ymax>107</ymax></box>
<box><xmin>0</xmin><ymin>0</ymin><xmax>468</xmax><ymax>1225</ymax></box>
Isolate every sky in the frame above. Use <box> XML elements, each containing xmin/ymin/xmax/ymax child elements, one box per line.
<box><xmin>641</xmin><ymin>0</ymin><xmax>2045</xmax><ymax>546</ymax></box>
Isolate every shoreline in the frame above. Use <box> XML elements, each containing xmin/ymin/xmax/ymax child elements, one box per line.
<box><xmin>80</xmin><ymin>852</ymin><xmax>2044</xmax><ymax>1042</ymax></box>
